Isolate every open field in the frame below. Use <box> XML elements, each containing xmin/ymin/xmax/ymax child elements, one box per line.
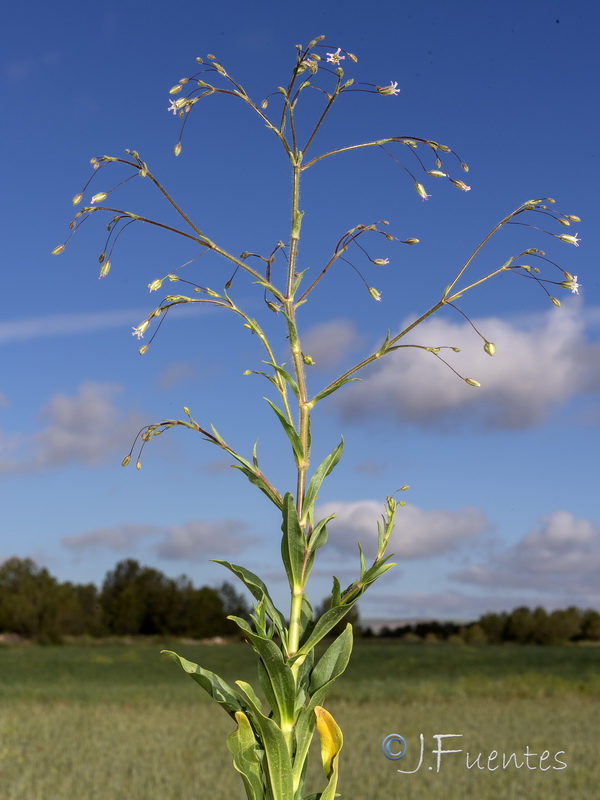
<box><xmin>1</xmin><ymin>640</ymin><xmax>598</xmax><ymax>799</ymax></box>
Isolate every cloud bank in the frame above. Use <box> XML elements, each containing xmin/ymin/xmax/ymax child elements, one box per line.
<box><xmin>334</xmin><ymin>304</ymin><xmax>598</xmax><ymax>430</ymax></box>
<box><xmin>451</xmin><ymin>510</ymin><xmax>600</xmax><ymax>602</ymax></box>
<box><xmin>63</xmin><ymin>518</ymin><xmax>254</xmax><ymax>561</ymax></box>
<box><xmin>317</xmin><ymin>499</ymin><xmax>491</xmax><ymax>559</ymax></box>
<box><xmin>0</xmin><ymin>382</ymin><xmax>145</xmax><ymax>474</ymax></box>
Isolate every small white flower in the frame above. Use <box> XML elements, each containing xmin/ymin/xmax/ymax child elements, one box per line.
<box><xmin>376</xmin><ymin>81</ymin><xmax>400</xmax><ymax>96</ymax></box>
<box><xmin>132</xmin><ymin>321</ymin><xmax>150</xmax><ymax>339</ymax></box>
<box><xmin>559</xmin><ymin>232</ymin><xmax>581</xmax><ymax>247</ymax></box>
<box><xmin>567</xmin><ymin>276</ymin><xmax>581</xmax><ymax>294</ymax></box>
<box><xmin>326</xmin><ymin>47</ymin><xmax>345</xmax><ymax>65</ymax></box>
<box><xmin>168</xmin><ymin>99</ymin><xmax>179</xmax><ymax>115</ymax></box>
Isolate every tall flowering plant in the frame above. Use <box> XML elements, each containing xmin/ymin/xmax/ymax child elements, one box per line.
<box><xmin>54</xmin><ymin>36</ymin><xmax>581</xmax><ymax>800</ymax></box>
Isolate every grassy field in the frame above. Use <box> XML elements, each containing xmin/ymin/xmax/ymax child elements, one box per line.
<box><xmin>1</xmin><ymin>640</ymin><xmax>598</xmax><ymax>799</ymax></box>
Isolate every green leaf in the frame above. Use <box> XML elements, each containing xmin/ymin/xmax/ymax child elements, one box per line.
<box><xmin>281</xmin><ymin>493</ymin><xmax>306</xmax><ymax>590</ymax></box>
<box><xmin>242</xmin><ymin>628</ymin><xmax>296</xmax><ymax>726</ymax></box>
<box><xmin>227</xmin><ymin>711</ymin><xmax>265</xmax><ymax>800</ymax></box>
<box><xmin>160</xmin><ymin>650</ymin><xmax>242</xmax><ymax>718</ymax></box>
<box><xmin>268</xmin><ymin>363</ymin><xmax>300</xmax><ymax>399</ymax></box>
<box><xmin>213</xmin><ymin>561</ymin><xmax>288</xmax><ymax>647</ymax></box>
<box><xmin>303</xmin><ymin>440</ymin><xmax>344</xmax><ymax>516</ymax></box>
<box><xmin>307</xmin><ymin>516</ymin><xmax>332</xmax><ymax>555</ymax></box>
<box><xmin>309</xmin><ymin>625</ymin><xmax>353</xmax><ymax>696</ymax></box>
<box><xmin>230</xmin><ymin>464</ymin><xmax>283</xmax><ymax>510</ymax></box>
<box><xmin>264</xmin><ymin>398</ymin><xmax>305</xmax><ymax>464</ymax></box>
<box><xmin>311</xmin><ymin>377</ymin><xmax>360</xmax><ymax>406</ymax></box>
<box><xmin>295</xmin><ymin>604</ymin><xmax>354</xmax><ymax>657</ymax></box>
<box><xmin>235</xmin><ymin>681</ymin><xmax>294</xmax><ymax>800</ymax></box>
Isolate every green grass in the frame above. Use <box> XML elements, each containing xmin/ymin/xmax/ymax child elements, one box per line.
<box><xmin>0</xmin><ymin>640</ymin><xmax>598</xmax><ymax>799</ymax></box>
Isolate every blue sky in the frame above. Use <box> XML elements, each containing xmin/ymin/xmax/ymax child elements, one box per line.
<box><xmin>2</xmin><ymin>0</ymin><xmax>599</xmax><ymax>621</ymax></box>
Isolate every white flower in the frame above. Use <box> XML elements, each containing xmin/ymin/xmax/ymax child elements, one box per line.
<box><xmin>132</xmin><ymin>321</ymin><xmax>150</xmax><ymax>339</ymax></box>
<box><xmin>559</xmin><ymin>232</ymin><xmax>581</xmax><ymax>247</ymax></box>
<box><xmin>564</xmin><ymin>276</ymin><xmax>581</xmax><ymax>294</ymax></box>
<box><xmin>168</xmin><ymin>99</ymin><xmax>179</xmax><ymax>115</ymax></box>
<box><xmin>326</xmin><ymin>47</ymin><xmax>345</xmax><ymax>65</ymax></box>
<box><xmin>376</xmin><ymin>81</ymin><xmax>400</xmax><ymax>96</ymax></box>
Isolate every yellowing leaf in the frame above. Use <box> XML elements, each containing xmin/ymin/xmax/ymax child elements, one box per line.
<box><xmin>314</xmin><ymin>705</ymin><xmax>343</xmax><ymax>778</ymax></box>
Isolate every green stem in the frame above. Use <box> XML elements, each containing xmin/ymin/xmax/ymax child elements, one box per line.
<box><xmin>285</xmin><ymin>158</ymin><xmax>310</xmax><ymax>658</ymax></box>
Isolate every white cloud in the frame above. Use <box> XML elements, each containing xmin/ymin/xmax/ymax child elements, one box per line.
<box><xmin>62</xmin><ymin>519</ymin><xmax>255</xmax><ymax>561</ymax></box>
<box><xmin>300</xmin><ymin>319</ymin><xmax>362</xmax><ymax>369</ymax></box>
<box><xmin>316</xmin><ymin>499</ymin><xmax>490</xmax><ymax>559</ymax></box>
<box><xmin>155</xmin><ymin>520</ymin><xmax>254</xmax><ymax>561</ymax></box>
<box><xmin>334</xmin><ymin>303</ymin><xmax>596</xmax><ymax>430</ymax></box>
<box><xmin>0</xmin><ymin>382</ymin><xmax>145</xmax><ymax>474</ymax></box>
<box><xmin>63</xmin><ymin>524</ymin><xmax>160</xmax><ymax>552</ymax></box>
<box><xmin>451</xmin><ymin>510</ymin><xmax>600</xmax><ymax>601</ymax></box>
<box><xmin>0</xmin><ymin>309</ymin><xmax>150</xmax><ymax>345</ymax></box>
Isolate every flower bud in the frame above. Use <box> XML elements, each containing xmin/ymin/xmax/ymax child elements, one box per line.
<box><xmin>368</xmin><ymin>287</ymin><xmax>382</xmax><ymax>301</ymax></box>
<box><xmin>148</xmin><ymin>279</ymin><xmax>163</xmax><ymax>292</ymax></box>
<box><xmin>174</xmin><ymin>142</ymin><xmax>182</xmax><ymax>157</ymax></box>
<box><xmin>427</xmin><ymin>170</ymin><xmax>447</xmax><ymax>177</ymax></box>
<box><xmin>72</xmin><ymin>193</ymin><xmax>83</xmax><ymax>206</ymax></box>
<box><xmin>403</xmin><ymin>238</ymin><xmax>419</xmax><ymax>245</ymax></box>
<box><xmin>169</xmin><ymin>84</ymin><xmax>183</xmax><ymax>94</ymax></box>
<box><xmin>483</xmin><ymin>341</ymin><xmax>496</xmax><ymax>356</ymax></box>
<box><xmin>399</xmin><ymin>485</ymin><xmax>410</xmax><ymax>491</ymax></box>
<box><xmin>302</xmin><ymin>353</ymin><xmax>315</xmax><ymax>365</ymax></box>
<box><xmin>139</xmin><ymin>345</ymin><xmax>149</xmax><ymax>355</ymax></box>
<box><xmin>136</xmin><ymin>460</ymin><xmax>142</xmax><ymax>470</ymax></box>
<box><xmin>91</xmin><ymin>192</ymin><xmax>108</xmax><ymax>205</ymax></box>
<box><xmin>465</xmin><ymin>378</ymin><xmax>481</xmax><ymax>387</ymax></box>
<box><xmin>52</xmin><ymin>244</ymin><xmax>65</xmax><ymax>255</ymax></box>
<box><xmin>415</xmin><ymin>182</ymin><xmax>430</xmax><ymax>201</ymax></box>
<box><xmin>372</xmin><ymin>258</ymin><xmax>389</xmax><ymax>266</ymax></box>
<box><xmin>451</xmin><ymin>180</ymin><xmax>471</xmax><ymax>192</ymax></box>
<box><xmin>550</xmin><ymin>297</ymin><xmax>561</xmax><ymax>307</ymax></box>
<box><xmin>566</xmin><ymin>214</ymin><xmax>581</xmax><ymax>222</ymax></box>
<box><xmin>121</xmin><ymin>455</ymin><xmax>131</xmax><ymax>467</ymax></box>
<box><xmin>99</xmin><ymin>260</ymin><xmax>111</xmax><ymax>278</ymax></box>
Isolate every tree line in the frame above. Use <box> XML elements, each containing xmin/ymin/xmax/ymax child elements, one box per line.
<box><xmin>368</xmin><ymin>605</ymin><xmax>600</xmax><ymax>644</ymax></box>
<box><xmin>0</xmin><ymin>557</ymin><xmax>249</xmax><ymax>643</ymax></box>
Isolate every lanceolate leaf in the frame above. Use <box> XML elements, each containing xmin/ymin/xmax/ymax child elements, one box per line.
<box><xmin>160</xmin><ymin>650</ymin><xmax>242</xmax><ymax>718</ymax></box>
<box><xmin>241</xmin><ymin>627</ymin><xmax>296</xmax><ymax>726</ymax></box>
<box><xmin>268</xmin><ymin>363</ymin><xmax>300</xmax><ymax>399</ymax></box>
<box><xmin>235</xmin><ymin>681</ymin><xmax>294</xmax><ymax>800</ymax></box>
<box><xmin>295</xmin><ymin>604</ymin><xmax>355</xmax><ymax>657</ymax></box>
<box><xmin>309</xmin><ymin>625</ymin><xmax>353</xmax><ymax>696</ymax></box>
<box><xmin>264</xmin><ymin>398</ymin><xmax>305</xmax><ymax>464</ymax></box>
<box><xmin>314</xmin><ymin>706</ymin><xmax>343</xmax><ymax>800</ymax></box>
<box><xmin>291</xmin><ymin>626</ymin><xmax>353</xmax><ymax>789</ymax></box>
<box><xmin>303</xmin><ymin>440</ymin><xmax>344</xmax><ymax>515</ymax></box>
<box><xmin>280</xmin><ymin>493</ymin><xmax>306</xmax><ymax>590</ymax></box>
<box><xmin>227</xmin><ymin>711</ymin><xmax>265</xmax><ymax>800</ymax></box>
<box><xmin>213</xmin><ymin>561</ymin><xmax>288</xmax><ymax>646</ymax></box>
<box><xmin>310</xmin><ymin>377</ymin><xmax>360</xmax><ymax>406</ymax></box>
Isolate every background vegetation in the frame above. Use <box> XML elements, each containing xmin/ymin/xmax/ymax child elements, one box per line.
<box><xmin>0</xmin><ymin>557</ymin><xmax>248</xmax><ymax>642</ymax></box>
<box><xmin>0</xmin><ymin>640</ymin><xmax>597</xmax><ymax>799</ymax></box>
<box><xmin>1</xmin><ymin>556</ymin><xmax>599</xmax><ymax>645</ymax></box>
